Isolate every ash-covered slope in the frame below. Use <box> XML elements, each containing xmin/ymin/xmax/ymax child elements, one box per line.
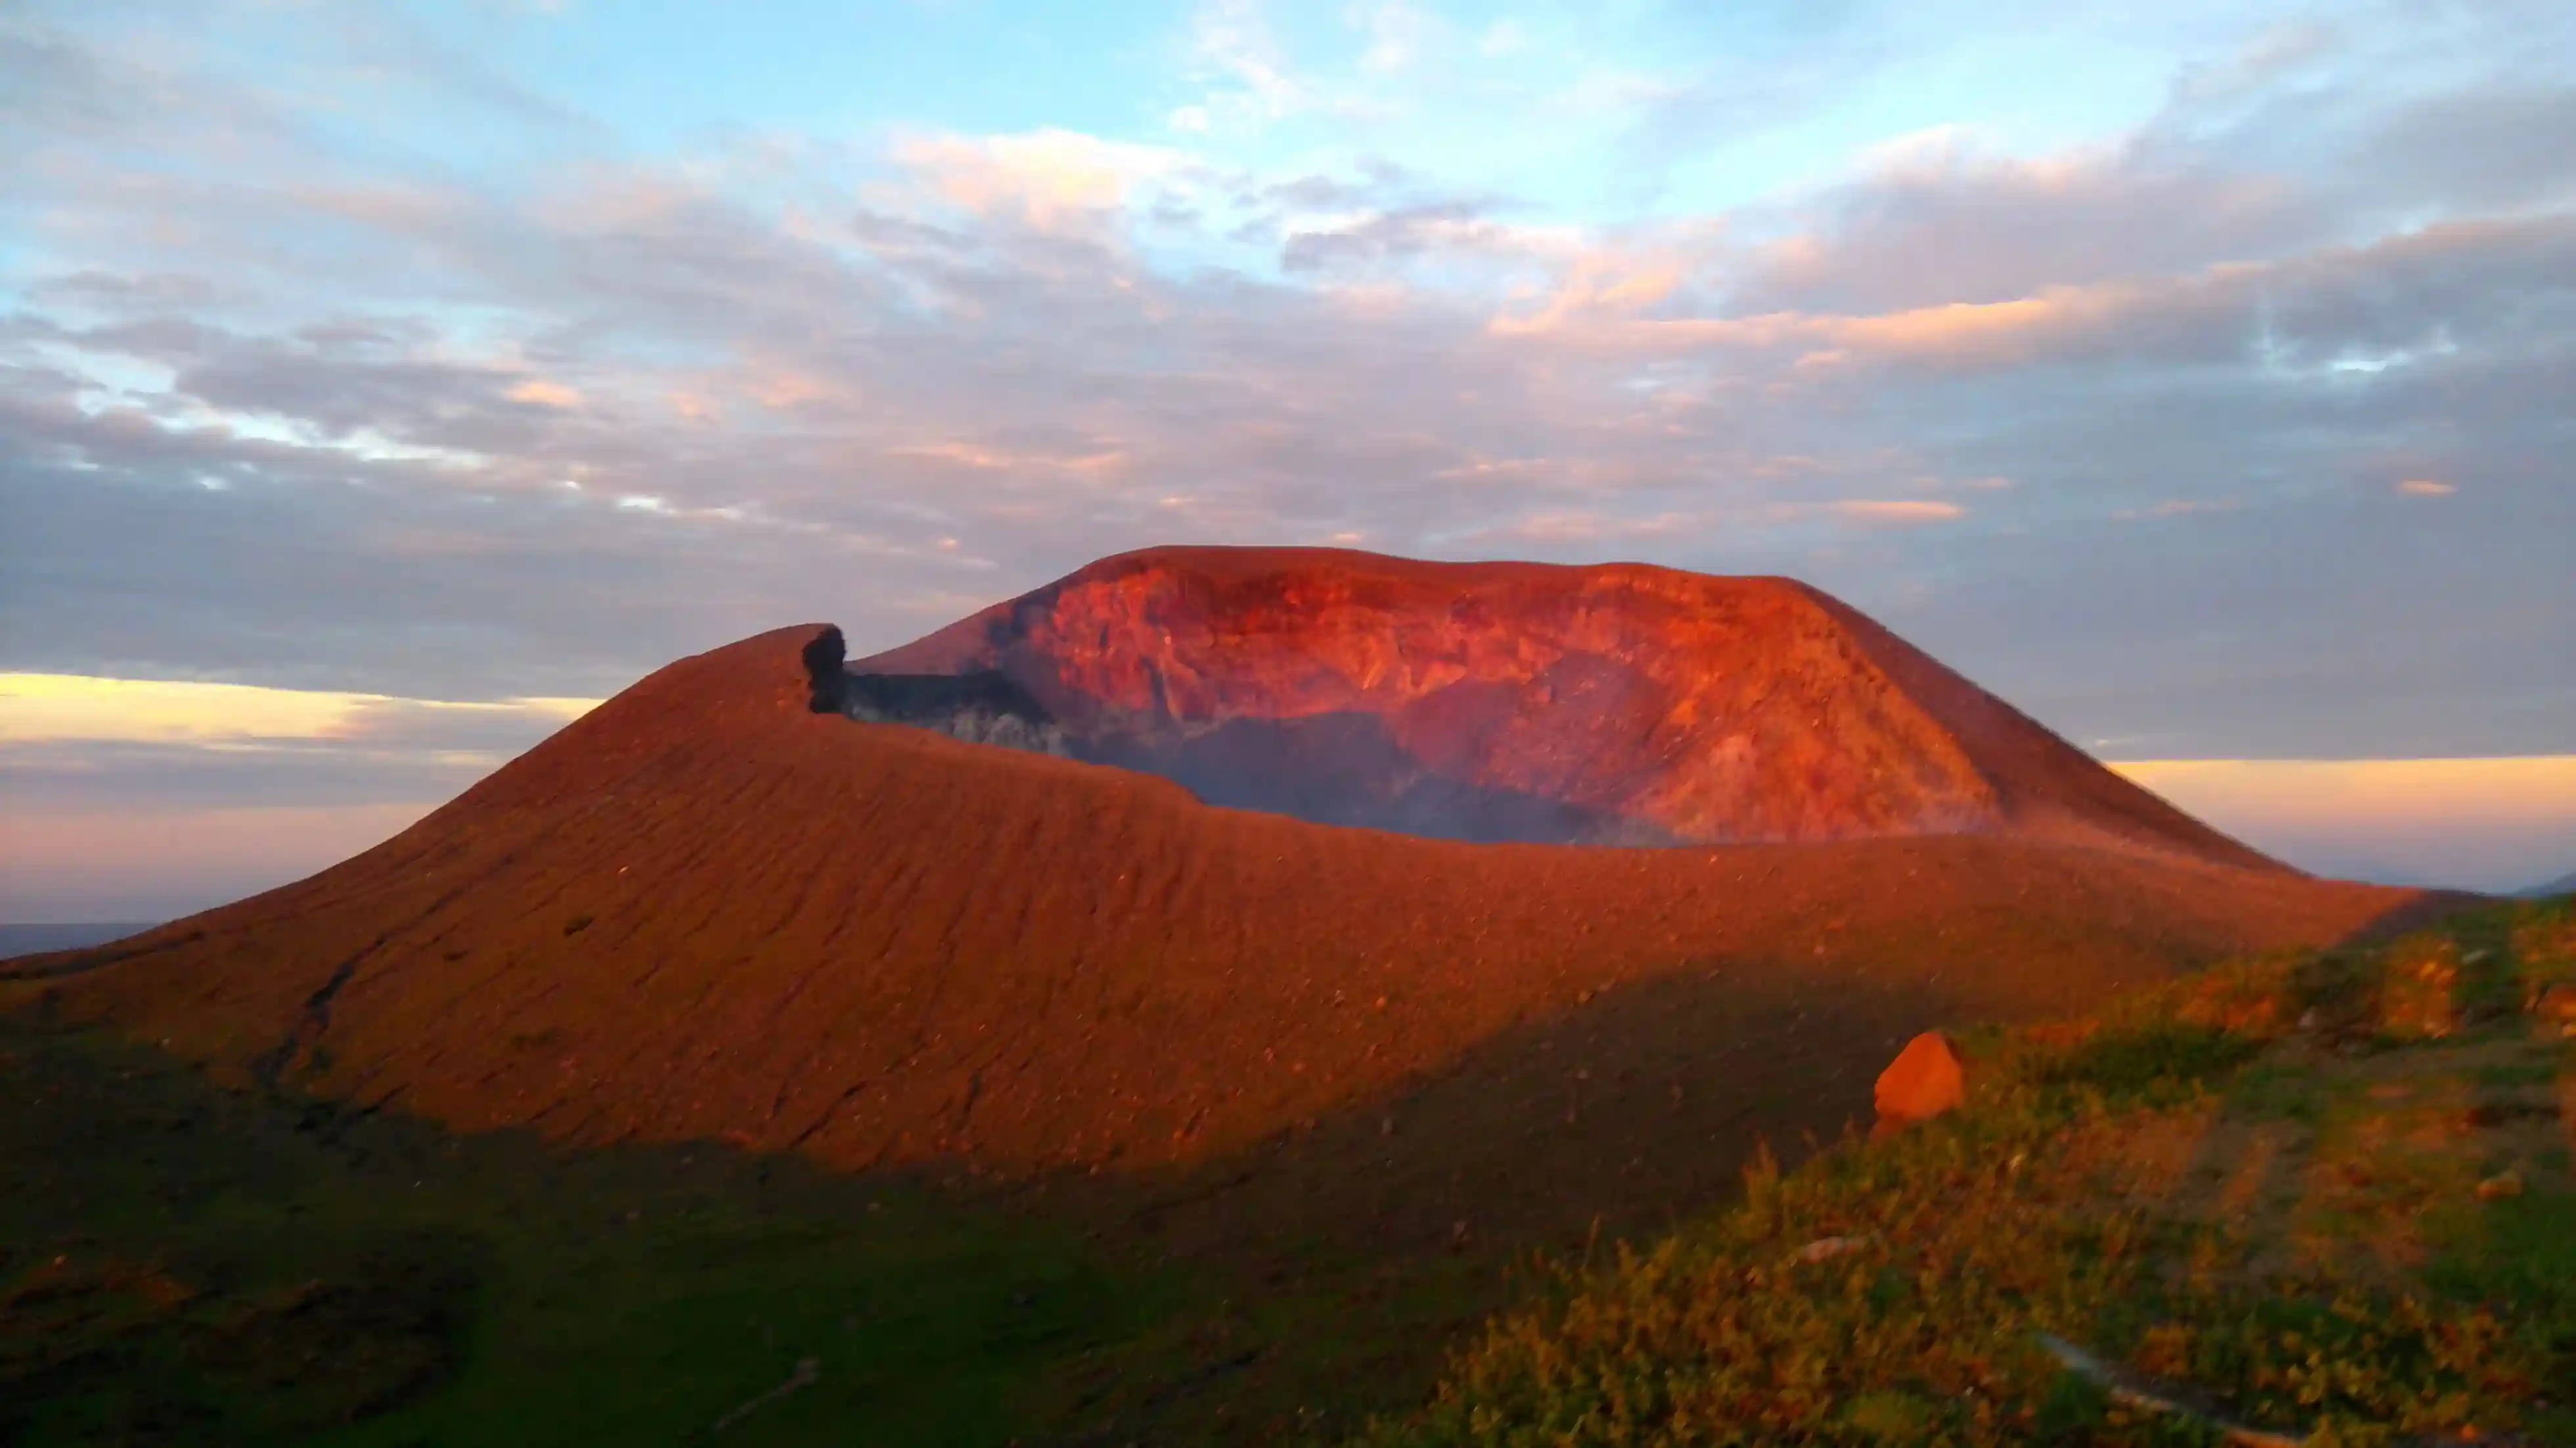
<box><xmin>27</xmin><ymin>623</ymin><xmax>2424</xmax><ymax>1193</ymax></box>
<box><xmin>857</xmin><ymin>547</ymin><xmax>2267</xmax><ymax>864</ymax></box>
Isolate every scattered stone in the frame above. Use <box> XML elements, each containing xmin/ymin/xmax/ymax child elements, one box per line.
<box><xmin>2533</xmin><ymin>982</ymin><xmax>2576</xmax><ymax>1035</ymax></box>
<box><xmin>1873</xmin><ymin>1030</ymin><xmax>1966</xmax><ymax>1130</ymax></box>
<box><xmin>710</xmin><ymin>1356</ymin><xmax>820</xmax><ymax>1436</ymax></box>
<box><xmin>2035</xmin><ymin>1332</ymin><xmax>2308</xmax><ymax>1448</ymax></box>
<box><xmin>2478</xmin><ymin>1170</ymin><xmax>2524</xmax><ymax>1202</ymax></box>
<box><xmin>1793</xmin><ymin>1233</ymin><xmax>1875</xmax><ymax>1264</ymax></box>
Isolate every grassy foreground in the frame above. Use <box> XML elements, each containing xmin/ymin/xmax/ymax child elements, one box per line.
<box><xmin>0</xmin><ymin>1012</ymin><xmax>1183</xmax><ymax>1446</ymax></box>
<box><xmin>8</xmin><ymin>897</ymin><xmax>2571</xmax><ymax>1445</ymax></box>
<box><xmin>0</xmin><ymin>1003</ymin><xmax>1504</xmax><ymax>1446</ymax></box>
<box><xmin>1356</xmin><ymin>897</ymin><xmax>2576</xmax><ymax>1446</ymax></box>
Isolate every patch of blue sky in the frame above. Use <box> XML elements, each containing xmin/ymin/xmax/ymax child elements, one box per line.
<box><xmin>468</xmin><ymin>0</ymin><xmax>1180</xmax><ymax>156</ymax></box>
<box><xmin>1629</xmin><ymin>41</ymin><xmax>2183</xmax><ymax>221</ymax></box>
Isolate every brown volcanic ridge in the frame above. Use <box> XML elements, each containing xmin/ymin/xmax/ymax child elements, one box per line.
<box><xmin>18</xmin><ymin>548</ymin><xmax>2447</xmax><ymax>1249</ymax></box>
<box><xmin>857</xmin><ymin>547</ymin><xmax>2270</xmax><ymax>860</ymax></box>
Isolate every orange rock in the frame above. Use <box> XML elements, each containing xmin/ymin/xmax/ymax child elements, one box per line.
<box><xmin>2531</xmin><ymin>982</ymin><xmax>2576</xmax><ymax>1038</ymax></box>
<box><xmin>1874</xmin><ymin>1030</ymin><xmax>1967</xmax><ymax>1127</ymax></box>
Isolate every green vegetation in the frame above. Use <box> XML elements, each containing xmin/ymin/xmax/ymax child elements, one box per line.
<box><xmin>0</xmin><ymin>1015</ymin><xmax>1185</xmax><ymax>1446</ymax></box>
<box><xmin>1356</xmin><ymin>899</ymin><xmax>2576</xmax><ymax>1447</ymax></box>
<box><xmin>0</xmin><ymin>1008</ymin><xmax>1515</xmax><ymax>1445</ymax></box>
<box><xmin>9</xmin><ymin>899</ymin><xmax>2574</xmax><ymax>1445</ymax></box>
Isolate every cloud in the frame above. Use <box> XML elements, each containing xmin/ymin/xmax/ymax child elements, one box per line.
<box><xmin>2116</xmin><ymin>498</ymin><xmax>2242</xmax><ymax>521</ymax></box>
<box><xmin>2397</xmin><ymin>478</ymin><xmax>2456</xmax><ymax>496</ymax></box>
<box><xmin>1828</xmin><ymin>499</ymin><xmax>1962</xmax><ymax>524</ymax></box>
<box><xmin>0</xmin><ymin>0</ymin><xmax>2567</xmax><ymax>788</ymax></box>
<box><xmin>1174</xmin><ymin>0</ymin><xmax>1310</xmax><ymax>134</ymax></box>
<box><xmin>0</xmin><ymin>673</ymin><xmax>597</xmax><ymax>748</ymax></box>
<box><xmin>0</xmin><ymin>801</ymin><xmax>440</xmax><ymax>922</ymax></box>
<box><xmin>1728</xmin><ymin>133</ymin><xmax>2316</xmax><ymax>318</ymax></box>
<box><xmin>1354</xmin><ymin>3</ymin><xmax>1444</xmax><ymax>74</ymax></box>
<box><xmin>890</xmin><ymin>129</ymin><xmax>1185</xmax><ymax>233</ymax></box>
<box><xmin>507</xmin><ymin>378</ymin><xmax>581</xmax><ymax>409</ymax></box>
<box><xmin>0</xmin><ymin>675</ymin><xmax>610</xmax><ymax>919</ymax></box>
<box><xmin>0</xmin><ymin>670</ymin><xmax>604</xmax><ymax>918</ymax></box>
<box><xmin>2111</xmin><ymin>757</ymin><xmax>2576</xmax><ymax>891</ymax></box>
<box><xmin>1494</xmin><ymin>211</ymin><xmax>2576</xmax><ymax>384</ymax></box>
<box><xmin>1276</xmin><ymin>198</ymin><xmax>1559</xmax><ymax>274</ymax></box>
<box><xmin>0</xmin><ymin>0</ymin><xmax>2569</xmax><ymax>924</ymax></box>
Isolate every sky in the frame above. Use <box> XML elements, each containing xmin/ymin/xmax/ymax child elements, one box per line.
<box><xmin>2</xmin><ymin>0</ymin><xmax>2573</xmax><ymax>920</ymax></box>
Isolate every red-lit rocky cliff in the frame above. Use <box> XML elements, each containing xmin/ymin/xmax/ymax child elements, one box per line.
<box><xmin>858</xmin><ymin>547</ymin><xmax>2269</xmax><ymax>866</ymax></box>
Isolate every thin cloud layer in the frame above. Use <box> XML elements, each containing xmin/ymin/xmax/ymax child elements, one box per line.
<box><xmin>2</xmin><ymin>0</ymin><xmax>2571</xmax><ymax>911</ymax></box>
<box><xmin>0</xmin><ymin>673</ymin><xmax>594</xmax><ymax>748</ymax></box>
<box><xmin>2113</xmin><ymin>758</ymin><xmax>2576</xmax><ymax>891</ymax></box>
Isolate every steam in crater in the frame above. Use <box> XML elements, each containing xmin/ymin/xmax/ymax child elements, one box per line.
<box><xmin>835</xmin><ymin>669</ymin><xmax>1072</xmax><ymax>758</ymax></box>
<box><xmin>816</xmin><ymin>663</ymin><xmax>1672</xmax><ymax>845</ymax></box>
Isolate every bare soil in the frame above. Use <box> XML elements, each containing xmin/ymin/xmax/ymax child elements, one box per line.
<box><xmin>14</xmin><ymin>623</ymin><xmax>2439</xmax><ymax>1274</ymax></box>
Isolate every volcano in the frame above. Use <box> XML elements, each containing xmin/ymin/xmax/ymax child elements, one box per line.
<box><xmin>13</xmin><ymin>554</ymin><xmax>2440</xmax><ymax>1252</ymax></box>
<box><xmin>854</xmin><ymin>547</ymin><xmax>2268</xmax><ymax>863</ymax></box>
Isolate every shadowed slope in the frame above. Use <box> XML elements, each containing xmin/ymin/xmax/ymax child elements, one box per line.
<box><xmin>858</xmin><ymin>547</ymin><xmax>2270</xmax><ymax>864</ymax></box>
<box><xmin>22</xmin><ymin>623</ymin><xmax>2428</xmax><ymax>1194</ymax></box>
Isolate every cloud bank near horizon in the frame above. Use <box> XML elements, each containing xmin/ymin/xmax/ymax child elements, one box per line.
<box><xmin>3</xmin><ymin>0</ymin><xmax>2571</xmax><ymax>913</ymax></box>
<box><xmin>2</xmin><ymin>670</ymin><xmax>2569</xmax><ymax>918</ymax></box>
<box><xmin>8</xmin><ymin>747</ymin><xmax>2569</xmax><ymax>923</ymax></box>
